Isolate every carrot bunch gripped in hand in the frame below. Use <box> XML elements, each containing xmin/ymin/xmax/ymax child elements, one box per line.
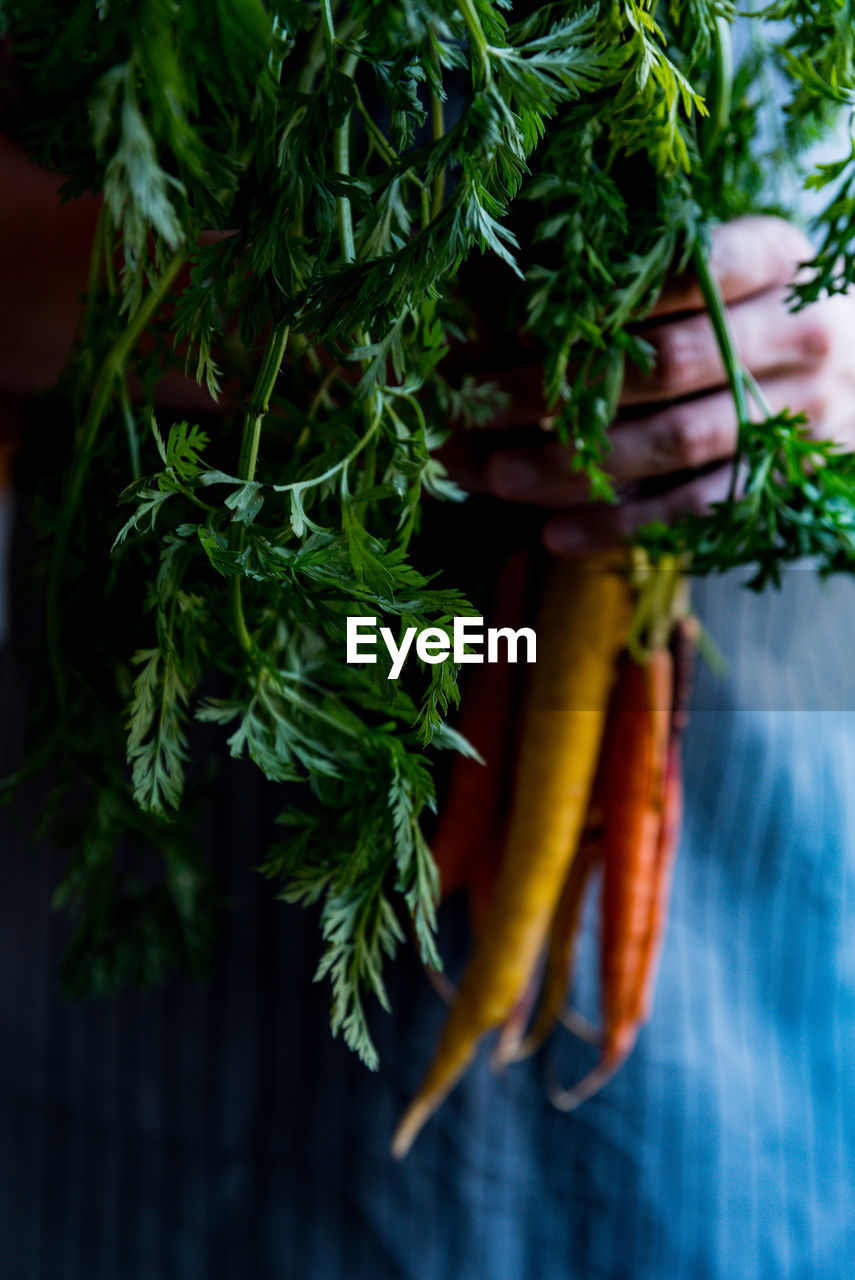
<box><xmin>392</xmin><ymin>552</ymin><xmax>693</xmax><ymax>1157</ymax></box>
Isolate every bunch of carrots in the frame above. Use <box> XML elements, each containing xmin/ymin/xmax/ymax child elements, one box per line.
<box><xmin>392</xmin><ymin>547</ymin><xmax>696</xmax><ymax>1158</ymax></box>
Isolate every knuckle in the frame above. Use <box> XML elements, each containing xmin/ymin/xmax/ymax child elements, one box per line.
<box><xmin>801</xmin><ymin>387</ymin><xmax>828</xmax><ymax>427</ymax></box>
<box><xmin>716</xmin><ymin>217</ymin><xmax>814</xmax><ymax>293</ymax></box>
<box><xmin>708</xmin><ymin>228</ymin><xmax>735</xmax><ymax>283</ymax></box>
<box><xmin>681</xmin><ymin>483</ymin><xmax>713</xmax><ymax>519</ymax></box>
<box><xmin>761</xmin><ymin>217</ymin><xmax>814</xmax><ymax>279</ymax></box>
<box><xmin>797</xmin><ymin>318</ymin><xmax>832</xmax><ymax>363</ymax></box>
<box><xmin>652</xmin><ymin>412</ymin><xmax>718</xmax><ymax>469</ymax></box>
<box><xmin>653</xmin><ymin>329</ymin><xmax>701</xmax><ymax>392</ymax></box>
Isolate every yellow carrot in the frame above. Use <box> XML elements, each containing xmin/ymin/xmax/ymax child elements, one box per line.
<box><xmin>391</xmin><ymin>550</ymin><xmax>633</xmax><ymax>1158</ymax></box>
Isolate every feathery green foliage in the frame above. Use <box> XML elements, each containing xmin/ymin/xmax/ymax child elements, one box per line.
<box><xmin>4</xmin><ymin>0</ymin><xmax>855</xmax><ymax>1065</ymax></box>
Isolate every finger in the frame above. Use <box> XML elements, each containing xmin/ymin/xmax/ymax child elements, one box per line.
<box><xmin>442</xmin><ymin>357</ymin><xmax>839</xmax><ymax>506</ymax></box>
<box><xmin>611</xmin><ymin>370</ymin><xmax>833</xmax><ymax>483</ymax></box>
<box><xmin>480</xmin><ymin>402</ymin><xmax>733</xmax><ymax>504</ymax></box>
<box><xmin>480</xmin><ymin>369</ymin><xmax>832</xmax><ymax>505</ymax></box>
<box><xmin>753</xmin><ymin>371</ymin><xmax>832</xmax><ymax>437</ymax></box>
<box><xmin>609</xmin><ymin>390</ymin><xmax>738</xmax><ymax>482</ymax></box>
<box><xmin>622</xmin><ymin>287</ymin><xmax>832</xmax><ymax>407</ymax></box>
<box><xmin>541</xmin><ymin>466</ymin><xmax>733</xmax><ymax>557</ymax></box>
<box><xmin>447</xmin><ymin>219</ymin><xmax>818</xmax><ymax>428</ymax></box>
<box><xmin>456</xmin><ymin>377</ymin><xmax>786</xmax><ymax>506</ymax></box>
<box><xmin>648</xmin><ymin>216</ymin><xmax>814</xmax><ymax>318</ymax></box>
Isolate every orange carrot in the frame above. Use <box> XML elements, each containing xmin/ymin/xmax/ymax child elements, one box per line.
<box><xmin>391</xmin><ymin>551</ymin><xmax>633</xmax><ymax>1157</ymax></box>
<box><xmin>634</xmin><ymin>737</ymin><xmax>682</xmax><ymax>1025</ymax></box>
<box><xmin>549</xmin><ymin>646</ymin><xmax>673</xmax><ymax>1111</ymax></box>
<box><xmin>633</xmin><ymin>617</ymin><xmax>695</xmax><ymax>1023</ymax></box>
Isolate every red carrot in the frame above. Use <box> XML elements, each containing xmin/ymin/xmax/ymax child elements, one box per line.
<box><xmin>429</xmin><ymin>548</ymin><xmax>530</xmax><ymax>924</ymax></box>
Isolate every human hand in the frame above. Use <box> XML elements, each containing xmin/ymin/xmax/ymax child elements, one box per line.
<box><xmin>442</xmin><ymin>216</ymin><xmax>855</xmax><ymax>555</ymax></box>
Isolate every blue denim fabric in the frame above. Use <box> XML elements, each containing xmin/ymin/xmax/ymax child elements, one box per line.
<box><xmin>2</xmin><ymin>565</ymin><xmax>855</xmax><ymax>1279</ymax></box>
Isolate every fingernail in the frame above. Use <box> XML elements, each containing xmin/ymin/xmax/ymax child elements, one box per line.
<box><xmin>489</xmin><ymin>455</ymin><xmax>538</xmax><ymax>496</ymax></box>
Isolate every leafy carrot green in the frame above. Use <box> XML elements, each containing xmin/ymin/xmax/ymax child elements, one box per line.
<box><xmin>3</xmin><ymin>2</ymin><xmax>855</xmax><ymax>1074</ymax></box>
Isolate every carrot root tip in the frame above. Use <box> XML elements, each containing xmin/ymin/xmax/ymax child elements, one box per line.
<box><xmin>391</xmin><ymin>1094</ymin><xmax>440</xmax><ymax>1160</ymax></box>
<box><xmin>557</xmin><ymin>1006</ymin><xmax>603</xmax><ymax>1046</ymax></box>
<box><xmin>490</xmin><ymin>1032</ymin><xmax>523</xmax><ymax>1071</ymax></box>
<box><xmin>547</xmin><ymin>1057</ymin><xmax>621</xmax><ymax>1113</ymax></box>
<box><xmin>422</xmin><ymin>964</ymin><xmax>457</xmax><ymax>1007</ymax></box>
<box><xmin>497</xmin><ymin>1037</ymin><xmax>533</xmax><ymax>1066</ymax></box>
